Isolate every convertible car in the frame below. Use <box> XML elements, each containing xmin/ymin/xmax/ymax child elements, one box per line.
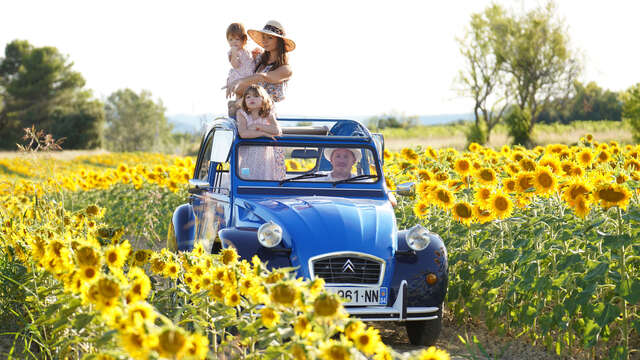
<box><xmin>168</xmin><ymin>117</ymin><xmax>448</xmax><ymax>345</ymax></box>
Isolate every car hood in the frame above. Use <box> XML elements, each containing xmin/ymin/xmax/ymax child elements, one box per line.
<box><xmin>235</xmin><ymin>195</ymin><xmax>397</xmax><ymax>279</ymax></box>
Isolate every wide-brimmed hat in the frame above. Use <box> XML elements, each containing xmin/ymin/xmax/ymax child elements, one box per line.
<box><xmin>324</xmin><ymin>148</ymin><xmax>362</xmax><ymax>163</ymax></box>
<box><xmin>248</xmin><ymin>20</ymin><xmax>296</xmax><ymax>52</ymax></box>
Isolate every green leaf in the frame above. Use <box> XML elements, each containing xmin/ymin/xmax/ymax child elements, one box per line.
<box><xmin>95</xmin><ymin>329</ymin><xmax>117</xmax><ymax>347</ymax></box>
<box><xmin>73</xmin><ymin>313</ymin><xmax>94</xmax><ymax>331</ymax></box>
<box><xmin>556</xmin><ymin>253</ymin><xmax>582</xmax><ymax>272</ymax></box>
<box><xmin>595</xmin><ymin>303</ymin><xmax>620</xmax><ymax>328</ymax></box>
<box><xmin>620</xmin><ymin>279</ymin><xmax>640</xmax><ymax>304</ymax></box>
<box><xmin>497</xmin><ymin>248</ymin><xmax>518</xmax><ymax>264</ymax></box>
<box><xmin>602</xmin><ymin>234</ymin><xmax>633</xmax><ymax>249</ymax></box>
<box><xmin>582</xmin><ymin>318</ymin><xmax>600</xmax><ymax>343</ymax></box>
<box><xmin>584</xmin><ymin>262</ymin><xmax>609</xmax><ymax>282</ymax></box>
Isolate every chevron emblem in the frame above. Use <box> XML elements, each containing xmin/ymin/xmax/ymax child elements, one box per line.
<box><xmin>342</xmin><ymin>259</ymin><xmax>355</xmax><ymax>273</ymax></box>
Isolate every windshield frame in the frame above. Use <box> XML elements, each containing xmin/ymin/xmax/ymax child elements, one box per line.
<box><xmin>233</xmin><ymin>138</ymin><xmax>384</xmax><ymax>188</ymax></box>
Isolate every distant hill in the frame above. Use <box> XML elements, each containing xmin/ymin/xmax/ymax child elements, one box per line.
<box><xmin>167</xmin><ymin>113</ymin><xmax>474</xmax><ymax>133</ymax></box>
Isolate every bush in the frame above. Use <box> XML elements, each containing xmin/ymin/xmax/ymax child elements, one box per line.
<box><xmin>505</xmin><ymin>106</ymin><xmax>532</xmax><ymax>146</ymax></box>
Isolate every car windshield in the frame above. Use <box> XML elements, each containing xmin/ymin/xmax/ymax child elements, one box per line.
<box><xmin>236</xmin><ymin>144</ymin><xmax>380</xmax><ymax>183</ymax></box>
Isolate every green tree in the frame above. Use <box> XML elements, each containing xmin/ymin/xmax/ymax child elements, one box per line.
<box><xmin>456</xmin><ymin>4</ymin><xmax>509</xmax><ymax>145</ymax></box>
<box><xmin>368</xmin><ymin>112</ymin><xmax>417</xmax><ymax>130</ymax></box>
<box><xmin>622</xmin><ymin>83</ymin><xmax>640</xmax><ymax>143</ymax></box>
<box><xmin>104</xmin><ymin>89</ymin><xmax>173</xmax><ymax>152</ymax></box>
<box><xmin>458</xmin><ymin>2</ymin><xmax>580</xmax><ymax>146</ymax></box>
<box><xmin>0</xmin><ymin>40</ymin><xmax>104</xmax><ymax>149</ymax></box>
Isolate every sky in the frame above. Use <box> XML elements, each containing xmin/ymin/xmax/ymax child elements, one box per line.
<box><xmin>1</xmin><ymin>0</ymin><xmax>639</xmax><ymax>119</ymax></box>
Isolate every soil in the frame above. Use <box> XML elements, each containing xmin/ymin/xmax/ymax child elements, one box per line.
<box><xmin>372</xmin><ymin>309</ymin><xmax>566</xmax><ymax>360</ymax></box>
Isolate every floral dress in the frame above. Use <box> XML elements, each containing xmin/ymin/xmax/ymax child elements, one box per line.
<box><xmin>237</xmin><ymin>109</ymin><xmax>285</xmax><ymax>181</ymax></box>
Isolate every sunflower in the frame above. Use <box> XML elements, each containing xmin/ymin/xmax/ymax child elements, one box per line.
<box><xmin>519</xmin><ymin>158</ymin><xmax>536</xmax><ymax>172</ymax></box>
<box><xmin>452</xmin><ymin>201</ymin><xmax>474</xmax><ymax>226</ymax></box>
<box><xmin>225</xmin><ymin>291</ymin><xmax>242</xmax><ymax>307</ymax></box>
<box><xmin>417</xmin><ymin>169</ymin><xmax>433</xmax><ymax>181</ymax></box>
<box><xmin>260</xmin><ymin>307</ymin><xmax>280</xmax><ymax>328</ymax></box>
<box><xmin>352</xmin><ymin>327</ymin><xmax>383</xmax><ymax>356</ymax></box>
<box><xmin>624</xmin><ymin>158</ymin><xmax>640</xmax><ymax>172</ymax></box>
<box><xmin>163</xmin><ymin>261</ymin><xmax>180</xmax><ymax>279</ymax></box>
<box><xmin>453</xmin><ymin>158</ymin><xmax>472</xmax><ymax>177</ymax></box>
<box><xmin>76</xmin><ymin>245</ymin><xmax>101</xmax><ymax>268</ymax></box>
<box><xmin>473</xmin><ymin>204</ymin><xmax>495</xmax><ymax>224</ymax></box>
<box><xmin>319</xmin><ymin>339</ymin><xmax>351</xmax><ymax>360</ymax></box>
<box><xmin>294</xmin><ymin>315</ymin><xmax>312</xmax><ymax>338</ymax></box>
<box><xmin>562</xmin><ymin>180</ymin><xmax>592</xmax><ymax>206</ymax></box>
<box><xmin>183</xmin><ymin>333</ymin><xmax>209</xmax><ymax>360</ymax></box>
<box><xmin>539</xmin><ymin>156</ymin><xmax>561</xmax><ymax>174</ymax></box>
<box><xmin>270</xmin><ymin>282</ymin><xmax>298</xmax><ymax>307</ymax></box>
<box><xmin>515</xmin><ymin>172</ymin><xmax>535</xmax><ymax>194</ymax></box>
<box><xmin>413</xmin><ymin>200</ymin><xmax>429</xmax><ymax>218</ymax></box>
<box><xmin>431</xmin><ymin>186</ymin><xmax>455</xmax><ymax>210</ymax></box>
<box><xmin>126</xmin><ymin>301</ymin><xmax>157</xmax><ymax>327</ymax></box>
<box><xmin>131</xmin><ymin>249</ymin><xmax>152</xmax><ymax>267</ymax></box>
<box><xmin>119</xmin><ymin>328</ymin><xmax>157</xmax><ymax>360</ymax></box>
<box><xmin>475</xmin><ymin>167</ymin><xmax>497</xmax><ymax>186</ymax></box>
<box><xmin>569</xmin><ymin>195</ymin><xmax>591</xmax><ymax>218</ymax></box>
<box><xmin>474</xmin><ymin>186</ymin><xmax>493</xmax><ymax>205</ymax></box>
<box><xmin>417</xmin><ymin>346</ymin><xmax>451</xmax><ymax>360</ymax></box>
<box><xmin>221</xmin><ymin>247</ymin><xmax>238</xmax><ymax>265</ymax></box>
<box><xmin>596</xmin><ymin>150</ymin><xmax>611</xmax><ymax>164</ymax></box>
<box><xmin>533</xmin><ymin>167</ymin><xmax>557</xmax><ymax>196</ymax></box>
<box><xmin>468</xmin><ymin>142</ymin><xmax>481</xmax><ymax>152</ymax></box>
<box><xmin>576</xmin><ymin>149</ymin><xmax>594</xmax><ymax>168</ymax></box>
<box><xmin>593</xmin><ymin>183</ymin><xmax>632</xmax><ymax>210</ymax></box>
<box><xmin>157</xmin><ymin>327</ymin><xmax>187</xmax><ymax>359</ymax></box>
<box><xmin>489</xmin><ymin>191</ymin><xmax>514</xmax><ymax>219</ymax></box>
<box><xmin>313</xmin><ymin>293</ymin><xmax>343</xmax><ymax>318</ymax></box>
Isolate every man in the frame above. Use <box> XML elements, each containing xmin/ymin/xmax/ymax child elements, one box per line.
<box><xmin>323</xmin><ymin>148</ymin><xmax>361</xmax><ymax>181</ymax></box>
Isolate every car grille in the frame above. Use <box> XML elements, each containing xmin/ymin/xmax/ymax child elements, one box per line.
<box><xmin>312</xmin><ymin>255</ymin><xmax>382</xmax><ymax>285</ymax></box>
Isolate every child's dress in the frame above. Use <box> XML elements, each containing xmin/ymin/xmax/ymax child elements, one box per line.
<box><xmin>227</xmin><ymin>48</ymin><xmax>254</xmax><ymax>89</ymax></box>
<box><xmin>237</xmin><ymin>109</ymin><xmax>285</xmax><ymax>181</ymax></box>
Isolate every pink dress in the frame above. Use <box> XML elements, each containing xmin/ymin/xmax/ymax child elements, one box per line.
<box><xmin>227</xmin><ymin>48</ymin><xmax>254</xmax><ymax>88</ymax></box>
<box><xmin>237</xmin><ymin>109</ymin><xmax>285</xmax><ymax>181</ymax></box>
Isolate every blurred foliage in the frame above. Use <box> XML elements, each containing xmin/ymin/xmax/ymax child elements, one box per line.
<box><xmin>538</xmin><ymin>81</ymin><xmax>623</xmax><ymax>124</ymax></box>
<box><xmin>368</xmin><ymin>112</ymin><xmax>417</xmax><ymax>130</ymax></box>
<box><xmin>0</xmin><ymin>40</ymin><xmax>104</xmax><ymax>150</ymax></box>
<box><xmin>104</xmin><ymin>88</ymin><xmax>174</xmax><ymax>153</ymax></box>
<box><xmin>622</xmin><ymin>83</ymin><xmax>640</xmax><ymax>143</ymax></box>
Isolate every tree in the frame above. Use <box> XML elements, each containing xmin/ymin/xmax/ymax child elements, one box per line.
<box><xmin>622</xmin><ymin>83</ymin><xmax>640</xmax><ymax>143</ymax></box>
<box><xmin>456</xmin><ymin>4</ymin><xmax>509</xmax><ymax>144</ymax></box>
<box><xmin>0</xmin><ymin>40</ymin><xmax>104</xmax><ymax>149</ymax></box>
<box><xmin>104</xmin><ymin>89</ymin><xmax>173</xmax><ymax>152</ymax></box>
<box><xmin>457</xmin><ymin>2</ymin><xmax>580</xmax><ymax>146</ymax></box>
<box><xmin>494</xmin><ymin>2</ymin><xmax>580</xmax><ymax>136</ymax></box>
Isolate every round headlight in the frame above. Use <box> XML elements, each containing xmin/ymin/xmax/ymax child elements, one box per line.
<box><xmin>406</xmin><ymin>225</ymin><xmax>431</xmax><ymax>251</ymax></box>
<box><xmin>257</xmin><ymin>221</ymin><xmax>283</xmax><ymax>248</ymax></box>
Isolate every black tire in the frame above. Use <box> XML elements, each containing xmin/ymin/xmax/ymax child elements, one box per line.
<box><xmin>405</xmin><ymin>309</ymin><xmax>442</xmax><ymax>346</ymax></box>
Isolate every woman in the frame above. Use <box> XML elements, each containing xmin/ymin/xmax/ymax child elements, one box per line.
<box><xmin>227</xmin><ymin>20</ymin><xmax>294</xmax><ymax>115</ymax></box>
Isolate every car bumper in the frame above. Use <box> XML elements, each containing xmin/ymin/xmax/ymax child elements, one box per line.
<box><xmin>344</xmin><ymin>280</ymin><xmax>439</xmax><ymax>322</ymax></box>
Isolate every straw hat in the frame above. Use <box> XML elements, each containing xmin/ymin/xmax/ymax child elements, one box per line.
<box><xmin>324</xmin><ymin>148</ymin><xmax>362</xmax><ymax>163</ymax></box>
<box><xmin>248</xmin><ymin>20</ymin><xmax>296</xmax><ymax>52</ymax></box>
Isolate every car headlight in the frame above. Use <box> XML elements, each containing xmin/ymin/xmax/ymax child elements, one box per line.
<box><xmin>406</xmin><ymin>225</ymin><xmax>431</xmax><ymax>251</ymax></box>
<box><xmin>257</xmin><ymin>221</ymin><xmax>283</xmax><ymax>248</ymax></box>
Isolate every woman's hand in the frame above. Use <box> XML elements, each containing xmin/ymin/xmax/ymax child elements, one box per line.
<box><xmin>226</xmin><ymin>80</ymin><xmax>239</xmax><ymax>98</ymax></box>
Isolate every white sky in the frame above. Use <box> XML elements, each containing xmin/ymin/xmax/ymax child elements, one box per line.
<box><xmin>1</xmin><ymin>0</ymin><xmax>639</xmax><ymax>118</ymax></box>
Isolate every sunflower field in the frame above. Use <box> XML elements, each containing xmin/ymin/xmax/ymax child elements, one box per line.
<box><xmin>0</xmin><ymin>151</ymin><xmax>449</xmax><ymax>360</ymax></box>
<box><xmin>385</xmin><ymin>135</ymin><xmax>640</xmax><ymax>359</ymax></box>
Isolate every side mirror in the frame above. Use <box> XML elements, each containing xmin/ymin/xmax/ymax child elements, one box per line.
<box><xmin>395</xmin><ymin>182</ymin><xmax>415</xmax><ymax>196</ymax></box>
<box><xmin>188</xmin><ymin>179</ymin><xmax>210</xmax><ymax>194</ymax></box>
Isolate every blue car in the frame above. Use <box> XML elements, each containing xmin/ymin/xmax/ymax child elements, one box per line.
<box><xmin>168</xmin><ymin>117</ymin><xmax>448</xmax><ymax>345</ymax></box>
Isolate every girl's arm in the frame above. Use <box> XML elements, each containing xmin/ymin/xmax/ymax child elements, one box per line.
<box><xmin>256</xmin><ymin>113</ymin><xmax>282</xmax><ymax>136</ymax></box>
<box><xmin>237</xmin><ymin>111</ymin><xmax>276</xmax><ymax>139</ymax></box>
<box><xmin>229</xmin><ymin>49</ymin><xmax>241</xmax><ymax>69</ymax></box>
<box><xmin>232</xmin><ymin>65</ymin><xmax>293</xmax><ymax>97</ymax></box>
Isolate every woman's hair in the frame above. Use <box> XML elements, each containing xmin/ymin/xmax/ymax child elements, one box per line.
<box><xmin>226</xmin><ymin>23</ymin><xmax>247</xmax><ymax>45</ymax></box>
<box><xmin>255</xmin><ymin>37</ymin><xmax>288</xmax><ymax>72</ymax></box>
<box><xmin>241</xmin><ymin>85</ymin><xmax>273</xmax><ymax>117</ymax></box>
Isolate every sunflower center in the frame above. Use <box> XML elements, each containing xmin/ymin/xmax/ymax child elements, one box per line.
<box><xmin>537</xmin><ymin>172</ymin><xmax>553</xmax><ymax>188</ymax></box>
<box><xmin>455</xmin><ymin>204</ymin><xmax>473</xmax><ymax>218</ymax></box>
<box><xmin>494</xmin><ymin>197</ymin><xmax>509</xmax><ymax>211</ymax></box>
<box><xmin>598</xmin><ymin>188</ymin><xmax>626</xmax><ymax>202</ymax></box>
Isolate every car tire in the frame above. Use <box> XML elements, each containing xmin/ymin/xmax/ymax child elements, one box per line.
<box><xmin>405</xmin><ymin>308</ymin><xmax>442</xmax><ymax>346</ymax></box>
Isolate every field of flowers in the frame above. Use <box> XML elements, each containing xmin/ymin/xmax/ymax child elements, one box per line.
<box><xmin>1</xmin><ymin>133</ymin><xmax>639</xmax><ymax>359</ymax></box>
<box><xmin>0</xmin><ymin>152</ymin><xmax>447</xmax><ymax>360</ymax></box>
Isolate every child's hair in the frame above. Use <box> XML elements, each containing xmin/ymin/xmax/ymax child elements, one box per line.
<box><xmin>241</xmin><ymin>85</ymin><xmax>273</xmax><ymax>117</ymax></box>
<box><xmin>226</xmin><ymin>23</ymin><xmax>247</xmax><ymax>45</ymax></box>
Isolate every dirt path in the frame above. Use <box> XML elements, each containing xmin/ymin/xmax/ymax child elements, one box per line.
<box><xmin>372</xmin><ymin>310</ymin><xmax>564</xmax><ymax>360</ymax></box>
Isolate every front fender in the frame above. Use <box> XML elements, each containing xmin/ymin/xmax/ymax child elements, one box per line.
<box><xmin>218</xmin><ymin>228</ymin><xmax>292</xmax><ymax>269</ymax></box>
<box><xmin>391</xmin><ymin>229</ymin><xmax>448</xmax><ymax>307</ymax></box>
<box><xmin>168</xmin><ymin>204</ymin><xmax>196</xmax><ymax>252</ymax></box>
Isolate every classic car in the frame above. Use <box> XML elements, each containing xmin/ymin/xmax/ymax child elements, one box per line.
<box><xmin>168</xmin><ymin>117</ymin><xmax>448</xmax><ymax>345</ymax></box>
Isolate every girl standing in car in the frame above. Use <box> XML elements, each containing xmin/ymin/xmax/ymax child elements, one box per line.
<box><xmin>236</xmin><ymin>85</ymin><xmax>285</xmax><ymax>180</ymax></box>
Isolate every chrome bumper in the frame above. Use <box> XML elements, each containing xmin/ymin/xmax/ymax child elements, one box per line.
<box><xmin>344</xmin><ymin>280</ymin><xmax>439</xmax><ymax>322</ymax></box>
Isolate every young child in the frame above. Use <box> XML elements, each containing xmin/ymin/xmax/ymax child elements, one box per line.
<box><xmin>236</xmin><ymin>85</ymin><xmax>285</xmax><ymax>180</ymax></box>
<box><xmin>225</xmin><ymin>23</ymin><xmax>255</xmax><ymax>90</ymax></box>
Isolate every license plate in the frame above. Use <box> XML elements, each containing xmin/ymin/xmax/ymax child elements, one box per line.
<box><xmin>327</xmin><ymin>287</ymin><xmax>388</xmax><ymax>306</ymax></box>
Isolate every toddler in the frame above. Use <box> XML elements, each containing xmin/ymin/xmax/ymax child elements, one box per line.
<box><xmin>225</xmin><ymin>23</ymin><xmax>255</xmax><ymax>91</ymax></box>
<box><xmin>236</xmin><ymin>85</ymin><xmax>285</xmax><ymax>180</ymax></box>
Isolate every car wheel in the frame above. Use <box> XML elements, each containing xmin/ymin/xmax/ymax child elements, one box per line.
<box><xmin>405</xmin><ymin>309</ymin><xmax>442</xmax><ymax>346</ymax></box>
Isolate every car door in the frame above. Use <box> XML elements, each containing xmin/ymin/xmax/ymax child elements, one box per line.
<box><xmin>191</xmin><ymin>127</ymin><xmax>234</xmax><ymax>253</ymax></box>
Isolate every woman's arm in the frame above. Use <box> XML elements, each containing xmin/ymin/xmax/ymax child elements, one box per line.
<box><xmin>232</xmin><ymin>65</ymin><xmax>293</xmax><ymax>97</ymax></box>
<box><xmin>237</xmin><ymin>111</ymin><xmax>277</xmax><ymax>139</ymax></box>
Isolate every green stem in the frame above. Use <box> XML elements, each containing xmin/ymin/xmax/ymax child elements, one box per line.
<box><xmin>617</xmin><ymin>207</ymin><xmax>630</xmax><ymax>358</ymax></box>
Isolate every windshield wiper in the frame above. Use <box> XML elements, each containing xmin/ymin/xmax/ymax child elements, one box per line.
<box><xmin>279</xmin><ymin>172</ymin><xmax>328</xmax><ymax>185</ymax></box>
<box><xmin>332</xmin><ymin>174</ymin><xmax>379</xmax><ymax>186</ymax></box>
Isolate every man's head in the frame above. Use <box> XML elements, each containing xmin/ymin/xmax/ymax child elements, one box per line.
<box><xmin>324</xmin><ymin>148</ymin><xmax>361</xmax><ymax>176</ymax></box>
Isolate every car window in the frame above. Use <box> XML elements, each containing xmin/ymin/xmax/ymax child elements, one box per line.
<box><xmin>197</xmin><ymin>135</ymin><xmax>213</xmax><ymax>181</ymax></box>
<box><xmin>236</xmin><ymin>144</ymin><xmax>379</xmax><ymax>183</ymax></box>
